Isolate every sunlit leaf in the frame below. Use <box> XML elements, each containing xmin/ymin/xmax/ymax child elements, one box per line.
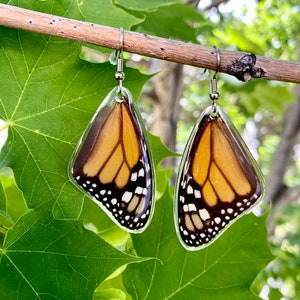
<box><xmin>80</xmin><ymin>197</ymin><xmax>130</xmax><ymax>248</ymax></box>
<box><xmin>79</xmin><ymin>0</ymin><xmax>142</xmax><ymax>29</ymax></box>
<box><xmin>148</xmin><ymin>133</ymin><xmax>179</xmax><ymax>167</ymax></box>
<box><xmin>94</xmin><ymin>271</ymin><xmax>133</xmax><ymax>300</ymax></box>
<box><xmin>134</xmin><ymin>4</ymin><xmax>201</xmax><ymax>42</ymax></box>
<box><xmin>93</xmin><ymin>288</ymin><xmax>126</xmax><ymax>300</ymax></box>
<box><xmin>0</xmin><ymin>176</ymin><xmax>7</xmax><ymax>219</ymax></box>
<box><xmin>115</xmin><ymin>0</ymin><xmax>181</xmax><ymax>12</ymax></box>
<box><xmin>0</xmin><ymin>168</ymin><xmax>28</xmax><ymax>227</ymax></box>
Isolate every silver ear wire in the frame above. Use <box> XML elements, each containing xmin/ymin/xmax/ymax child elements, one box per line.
<box><xmin>119</xmin><ymin>27</ymin><xmax>124</xmax><ymax>53</ymax></box>
<box><xmin>115</xmin><ymin>27</ymin><xmax>125</xmax><ymax>92</ymax></box>
<box><xmin>210</xmin><ymin>46</ymin><xmax>220</xmax><ymax>112</ymax></box>
<box><xmin>213</xmin><ymin>46</ymin><xmax>221</xmax><ymax>78</ymax></box>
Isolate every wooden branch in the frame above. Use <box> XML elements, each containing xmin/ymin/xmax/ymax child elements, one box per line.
<box><xmin>0</xmin><ymin>4</ymin><xmax>300</xmax><ymax>84</ymax></box>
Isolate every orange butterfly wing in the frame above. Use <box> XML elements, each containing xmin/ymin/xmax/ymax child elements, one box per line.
<box><xmin>71</xmin><ymin>90</ymin><xmax>154</xmax><ymax>232</ymax></box>
<box><xmin>175</xmin><ymin>107</ymin><xmax>264</xmax><ymax>249</ymax></box>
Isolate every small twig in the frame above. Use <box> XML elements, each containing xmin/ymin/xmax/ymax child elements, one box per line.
<box><xmin>0</xmin><ymin>4</ymin><xmax>300</xmax><ymax>83</ymax></box>
<box><xmin>204</xmin><ymin>0</ymin><xmax>229</xmax><ymax>11</ymax></box>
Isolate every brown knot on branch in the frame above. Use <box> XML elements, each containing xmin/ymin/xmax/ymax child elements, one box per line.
<box><xmin>226</xmin><ymin>54</ymin><xmax>266</xmax><ymax>82</ymax></box>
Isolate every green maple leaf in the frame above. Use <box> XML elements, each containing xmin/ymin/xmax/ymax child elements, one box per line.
<box><xmin>0</xmin><ymin>202</ymin><xmax>145</xmax><ymax>299</ymax></box>
<box><xmin>123</xmin><ymin>189</ymin><xmax>273</xmax><ymax>299</ymax></box>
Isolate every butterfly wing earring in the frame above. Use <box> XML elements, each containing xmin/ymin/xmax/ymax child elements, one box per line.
<box><xmin>174</xmin><ymin>47</ymin><xmax>265</xmax><ymax>250</ymax></box>
<box><xmin>69</xmin><ymin>28</ymin><xmax>155</xmax><ymax>233</ymax></box>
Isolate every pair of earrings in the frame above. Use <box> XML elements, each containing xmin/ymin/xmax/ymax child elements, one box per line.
<box><xmin>69</xmin><ymin>31</ymin><xmax>265</xmax><ymax>250</ymax></box>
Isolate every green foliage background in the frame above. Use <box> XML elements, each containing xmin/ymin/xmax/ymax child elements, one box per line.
<box><xmin>0</xmin><ymin>0</ymin><xmax>298</xmax><ymax>299</ymax></box>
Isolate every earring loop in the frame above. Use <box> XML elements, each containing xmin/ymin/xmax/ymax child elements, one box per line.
<box><xmin>213</xmin><ymin>46</ymin><xmax>221</xmax><ymax>79</ymax></box>
<box><xmin>209</xmin><ymin>46</ymin><xmax>221</xmax><ymax>112</ymax></box>
<box><xmin>115</xmin><ymin>28</ymin><xmax>125</xmax><ymax>93</ymax></box>
<box><xmin>118</xmin><ymin>27</ymin><xmax>124</xmax><ymax>56</ymax></box>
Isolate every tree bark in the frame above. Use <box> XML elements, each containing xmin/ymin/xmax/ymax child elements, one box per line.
<box><xmin>150</xmin><ymin>61</ymin><xmax>184</xmax><ymax>167</ymax></box>
<box><xmin>265</xmin><ymin>87</ymin><xmax>300</xmax><ymax>202</ymax></box>
<box><xmin>266</xmin><ymin>85</ymin><xmax>300</xmax><ymax>234</ymax></box>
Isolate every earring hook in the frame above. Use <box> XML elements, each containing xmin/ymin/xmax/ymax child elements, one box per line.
<box><xmin>210</xmin><ymin>46</ymin><xmax>220</xmax><ymax>112</ymax></box>
<box><xmin>213</xmin><ymin>46</ymin><xmax>221</xmax><ymax>78</ymax></box>
<box><xmin>118</xmin><ymin>27</ymin><xmax>124</xmax><ymax>56</ymax></box>
<box><xmin>115</xmin><ymin>27</ymin><xmax>125</xmax><ymax>93</ymax></box>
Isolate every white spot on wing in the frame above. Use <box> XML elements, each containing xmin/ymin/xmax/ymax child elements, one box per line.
<box><xmin>194</xmin><ymin>189</ymin><xmax>201</xmax><ymax>198</ymax></box>
<box><xmin>188</xmin><ymin>203</ymin><xmax>196</xmax><ymax>211</ymax></box>
<box><xmin>138</xmin><ymin>168</ymin><xmax>145</xmax><ymax>177</ymax></box>
<box><xmin>131</xmin><ymin>172</ymin><xmax>137</xmax><ymax>182</ymax></box>
<box><xmin>214</xmin><ymin>217</ymin><xmax>221</xmax><ymax>224</ymax></box>
<box><xmin>122</xmin><ymin>191</ymin><xmax>132</xmax><ymax>203</ymax></box>
<box><xmin>199</xmin><ymin>208</ymin><xmax>210</xmax><ymax>221</ymax></box>
<box><xmin>187</xmin><ymin>185</ymin><xmax>193</xmax><ymax>194</ymax></box>
<box><xmin>135</xmin><ymin>186</ymin><xmax>143</xmax><ymax>194</ymax></box>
